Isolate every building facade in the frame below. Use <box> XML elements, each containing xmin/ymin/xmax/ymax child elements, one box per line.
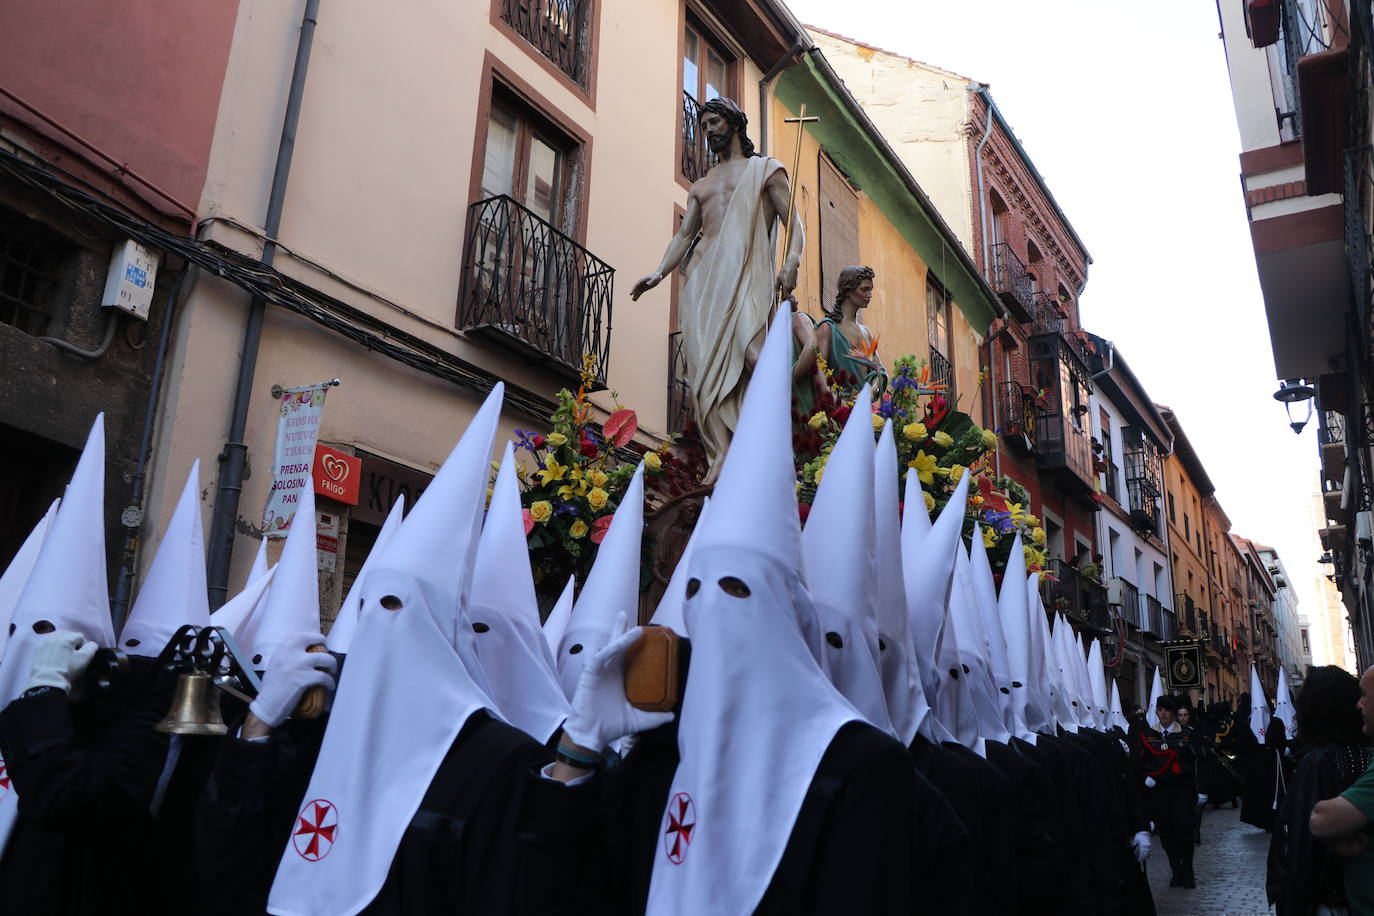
<box><xmin>1258</xmin><ymin>546</ymin><xmax>1308</xmax><ymax>686</ymax></box>
<box><xmin>1234</xmin><ymin>535</ymin><xmax>1282</xmax><ymax>693</ymax></box>
<box><xmin>1083</xmin><ymin>336</ymin><xmax>1175</xmax><ymax>708</ymax></box>
<box><xmin>804</xmin><ymin>27</ymin><xmax>1103</xmax><ymax>633</ymax></box>
<box><xmin>1217</xmin><ymin>0</ymin><xmax>1374</xmax><ymax>668</ymax></box>
<box><xmin>0</xmin><ymin>0</ymin><xmax>240</xmax><ymax>625</ymax></box>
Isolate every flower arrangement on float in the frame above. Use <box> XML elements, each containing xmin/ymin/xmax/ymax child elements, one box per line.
<box><xmin>795</xmin><ymin>354</ymin><xmax>1048</xmax><ymax>575</ymax></box>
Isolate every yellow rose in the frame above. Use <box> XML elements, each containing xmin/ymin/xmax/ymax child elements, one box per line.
<box><xmin>981</xmin><ymin>428</ymin><xmax>998</xmax><ymax>449</ymax></box>
<box><xmin>872</xmin><ymin>414</ymin><xmax>885</xmax><ymax>432</ymax></box>
<box><xmin>903</xmin><ymin>422</ymin><xmax>927</xmax><ymax>442</ymax></box>
<box><xmin>808</xmin><ymin>411</ymin><xmax>827</xmax><ymax>430</ymax></box>
<box><xmin>589</xmin><ymin>469</ymin><xmax>609</xmax><ymax>489</ymax></box>
<box><xmin>1025</xmin><ymin>514</ymin><xmax>1040</xmax><ymax>527</ymax></box>
<box><xmin>546</xmin><ymin>432</ymin><xmax>568</xmax><ymax>447</ymax></box>
<box><xmin>569</xmin><ymin>520</ymin><xmax>589</xmax><ymax>539</ymax></box>
<box><xmin>981</xmin><ymin>524</ymin><xmax>997</xmax><ymax>549</ymax></box>
<box><xmin>923</xmin><ymin>491</ymin><xmax>935</xmax><ymax>511</ymax></box>
<box><xmin>933</xmin><ymin>431</ymin><xmax>954</xmax><ymax>447</ymax></box>
<box><xmin>587</xmin><ymin>487</ymin><xmax>609</xmax><ymax>511</ymax></box>
<box><xmin>529</xmin><ymin>501</ymin><xmax>553</xmax><ymax>523</ymax></box>
<box><xmin>1033</xmin><ymin>526</ymin><xmax>1046</xmax><ymax>546</ymax></box>
<box><xmin>947</xmin><ymin>464</ymin><xmax>967</xmax><ymax>483</ymax></box>
<box><xmin>908</xmin><ymin>450</ymin><xmax>938</xmax><ymax>485</ymax></box>
<box><xmin>644</xmin><ymin>452</ymin><xmax>662</xmax><ymax>471</ymax></box>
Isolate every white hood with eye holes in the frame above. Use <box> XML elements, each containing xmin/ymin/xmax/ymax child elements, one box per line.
<box><xmin>645</xmin><ymin>308</ymin><xmax>861</xmax><ymax>916</ymax></box>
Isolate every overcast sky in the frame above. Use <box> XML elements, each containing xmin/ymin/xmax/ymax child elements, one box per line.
<box><xmin>785</xmin><ymin>0</ymin><xmax>1337</xmax><ymax>665</ymax></box>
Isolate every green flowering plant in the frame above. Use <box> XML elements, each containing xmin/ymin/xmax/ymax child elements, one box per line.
<box><xmin>794</xmin><ymin>355</ymin><xmax>1046</xmax><ymax>576</ymax></box>
<box><xmin>506</xmin><ymin>358</ymin><xmax>668</xmax><ymax>589</ymax></box>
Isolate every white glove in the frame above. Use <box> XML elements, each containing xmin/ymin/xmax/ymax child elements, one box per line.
<box><xmin>25</xmin><ymin>630</ymin><xmax>98</xmax><ymax>694</ymax></box>
<box><xmin>1131</xmin><ymin>831</ymin><xmax>1151</xmax><ymax>863</ymax></box>
<box><xmin>248</xmin><ymin>634</ymin><xmax>337</xmax><ymax>728</ymax></box>
<box><xmin>1144</xmin><ymin>776</ymin><xmax>1156</xmax><ymax>789</ymax></box>
<box><xmin>1197</xmin><ymin>793</ymin><xmax>1208</xmax><ymax>806</ymax></box>
<box><xmin>564</xmin><ymin>614</ymin><xmax>675</xmax><ymax>752</ymax></box>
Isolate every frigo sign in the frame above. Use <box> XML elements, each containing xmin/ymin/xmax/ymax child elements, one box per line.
<box><xmin>312</xmin><ymin>444</ymin><xmax>361</xmax><ymax>506</ymax></box>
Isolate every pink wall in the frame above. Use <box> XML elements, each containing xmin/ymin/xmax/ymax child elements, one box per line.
<box><xmin>0</xmin><ymin>0</ymin><xmax>240</xmax><ymax>216</ymax></box>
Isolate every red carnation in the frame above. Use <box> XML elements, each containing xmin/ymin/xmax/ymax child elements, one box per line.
<box><xmin>532</xmin><ymin>435</ymin><xmax>546</xmax><ymax>450</ymax></box>
<box><xmin>590</xmin><ymin>514</ymin><xmax>614</xmax><ymax>544</ymax></box>
<box><xmin>580</xmin><ymin>439</ymin><xmax>599</xmax><ymax>459</ymax></box>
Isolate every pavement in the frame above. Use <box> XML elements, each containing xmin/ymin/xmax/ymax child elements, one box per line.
<box><xmin>1145</xmin><ymin>804</ymin><xmax>1274</xmax><ymax>915</ymax></box>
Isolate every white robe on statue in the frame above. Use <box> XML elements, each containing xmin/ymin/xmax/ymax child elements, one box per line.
<box><xmin>680</xmin><ymin>155</ymin><xmax>783</xmax><ymax>472</ymax></box>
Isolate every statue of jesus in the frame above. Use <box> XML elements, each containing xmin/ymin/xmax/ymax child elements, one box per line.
<box><xmin>630</xmin><ymin>97</ymin><xmax>804</xmax><ymax>481</ymax></box>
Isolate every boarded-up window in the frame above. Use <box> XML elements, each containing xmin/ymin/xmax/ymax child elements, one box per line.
<box><xmin>818</xmin><ymin>153</ymin><xmax>859</xmax><ymax>309</ymax></box>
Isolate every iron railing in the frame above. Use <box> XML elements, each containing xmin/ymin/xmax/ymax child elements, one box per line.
<box><xmin>1030</xmin><ymin>289</ymin><xmax>1066</xmax><ymax>335</ymax></box>
<box><xmin>1029</xmin><ymin>331</ymin><xmax>1095</xmax><ymax>495</ymax></box>
<box><xmin>1124</xmin><ymin>442</ymin><xmax>1164</xmax><ymax>533</ymax></box>
<box><xmin>997</xmin><ymin>381</ymin><xmax>1038</xmax><ymax>453</ymax></box>
<box><xmin>499</xmin><ymin>0</ymin><xmax>593</xmax><ymax>87</ymax></box>
<box><xmin>458</xmin><ymin>195</ymin><xmax>613</xmax><ymax>386</ymax></box>
<box><xmin>1143</xmin><ymin>594</ymin><xmax>1166</xmax><ymax>638</ymax></box>
<box><xmin>990</xmin><ymin>242</ymin><xmax>1034</xmax><ymax>317</ymax></box>
<box><xmin>667</xmin><ymin>330</ymin><xmax>692</xmax><ymax>434</ymax></box>
<box><xmin>1320</xmin><ymin>409</ymin><xmax>1346</xmax><ymax>445</ymax></box>
<box><xmin>929</xmin><ymin>347</ymin><xmax>954</xmax><ymax>397</ymax></box>
<box><xmin>681</xmin><ymin>92</ymin><xmax>716</xmax><ymax>184</ymax></box>
<box><xmin>1161</xmin><ymin>606</ymin><xmax>1177</xmax><ymax>640</ymax></box>
<box><xmin>1345</xmin><ymin>147</ymin><xmax>1372</xmax><ymax>330</ymax></box>
<box><xmin>1044</xmin><ymin>559</ymin><xmax>1111</xmax><ymax>633</ymax></box>
<box><xmin>1112</xmin><ymin>578</ymin><xmax>1139</xmax><ymax>627</ymax></box>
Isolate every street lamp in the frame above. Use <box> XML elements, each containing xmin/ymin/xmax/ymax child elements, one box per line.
<box><xmin>1273</xmin><ymin>378</ymin><xmax>1316</xmax><ymax>434</ymax></box>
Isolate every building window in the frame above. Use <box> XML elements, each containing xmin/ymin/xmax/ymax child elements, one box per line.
<box><xmin>927</xmin><ymin>274</ymin><xmax>954</xmax><ymax>397</ymax></box>
<box><xmin>1184</xmin><ymin>513</ymin><xmax>1190</xmax><ymax>541</ymax></box>
<box><xmin>680</xmin><ymin>19</ymin><xmax>735</xmax><ymax>183</ymax></box>
<box><xmin>498</xmin><ymin>0</ymin><xmax>594</xmax><ymax>89</ymax></box>
<box><xmin>1167</xmin><ymin>491</ymin><xmax>1176</xmax><ymax>522</ymax></box>
<box><xmin>480</xmin><ymin>92</ymin><xmax>576</xmax><ymax>231</ymax></box>
<box><xmin>0</xmin><ymin>214</ymin><xmax>60</xmax><ymax>336</ymax></box>
<box><xmin>1100</xmin><ymin>409</ymin><xmax>1118</xmax><ymax>500</ymax></box>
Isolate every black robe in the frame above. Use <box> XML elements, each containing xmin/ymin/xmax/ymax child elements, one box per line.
<box><xmin>0</xmin><ymin>661</ymin><xmax>176</xmax><ymax>916</ymax></box>
<box><xmin>601</xmin><ymin>718</ymin><xmax>930</xmax><ymax>914</ymax></box>
<box><xmin>1241</xmin><ymin>716</ymin><xmax>1289</xmax><ymax>830</ymax></box>
<box><xmin>1267</xmin><ymin>743</ymin><xmax>1374</xmax><ymax>914</ymax></box>
<box><xmin>909</xmin><ymin>734</ymin><xmax>1008</xmax><ymax>916</ymax></box>
<box><xmin>195</xmin><ymin>710</ymin><xmax>590</xmax><ymax>915</ymax></box>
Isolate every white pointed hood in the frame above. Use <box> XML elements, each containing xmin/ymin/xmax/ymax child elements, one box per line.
<box><xmin>644</xmin><ymin>307</ymin><xmax>860</xmax><ymax>916</ymax></box>
<box><xmin>1050</xmin><ymin>615</ymin><xmax>1084</xmax><ymax>731</ymax></box>
<box><xmin>327</xmin><ymin>495</ymin><xmax>405</xmax><ymax>654</ymax></box>
<box><xmin>248</xmin><ymin>536</ymin><xmax>270</xmax><ymax>584</ymax></box>
<box><xmin>969</xmin><ymin>531</ymin><xmax>1012</xmax><ymax>703</ymax></box>
<box><xmin>268</xmin><ymin>387</ymin><xmax>504</xmax><ymax>916</ymax></box>
<box><xmin>803</xmin><ymin>384</ymin><xmax>891</xmax><ymax>734</ymax></box>
<box><xmin>0</xmin><ymin>498</ymin><xmax>58</xmax><ymax>660</ymax></box>
<box><xmin>467</xmin><ymin>443</ymin><xmax>569</xmax><ymax>743</ymax></box>
<box><xmin>901</xmin><ymin>469</ymin><xmax>965</xmax><ymax>702</ymax></box>
<box><xmin>1026</xmin><ymin>574</ymin><xmax>1056</xmax><ymax>733</ymax></box>
<box><xmin>995</xmin><ymin>537</ymin><xmax>1036</xmax><ymax>740</ymax></box>
<box><xmin>951</xmin><ymin>543</ymin><xmax>1011</xmax><ymax>746</ymax></box>
<box><xmin>542</xmin><ymin>575</ymin><xmax>576</xmax><ymax>655</ymax></box>
<box><xmin>1275</xmin><ymin>668</ymin><xmax>1296</xmax><ymax>741</ymax></box>
<box><xmin>210</xmin><ymin>565</ymin><xmax>276</xmax><ymax>647</ymax></box>
<box><xmin>1145</xmin><ymin>666</ymin><xmax>1164</xmax><ymax>730</ymax></box>
<box><xmin>1073</xmin><ymin>631</ymin><xmax>1097</xmax><ymax>728</ymax></box>
<box><xmin>650</xmin><ymin>498</ymin><xmax>709</xmax><ymax>638</ymax></box>
<box><xmin>120</xmin><ymin>461</ymin><xmax>210</xmax><ymax>655</ymax></box>
<box><xmin>873</xmin><ymin>422</ymin><xmax>921</xmax><ymax>745</ymax></box>
<box><xmin>0</xmin><ymin>415</ymin><xmax>114</xmax><ymax>855</ymax></box>
<box><xmin>1109</xmin><ymin>679</ymin><xmax>1129</xmax><ymax>731</ymax></box>
<box><xmin>1086</xmin><ymin>637</ymin><xmax>1110</xmax><ymax>729</ymax></box>
<box><xmin>1250</xmin><ymin>667</ymin><xmax>1271</xmax><ymax>742</ymax></box>
<box><xmin>240</xmin><ymin>478</ymin><xmax>322</xmax><ymax>669</ymax></box>
<box><xmin>555</xmin><ymin>464</ymin><xmax>645</xmax><ymax>700</ymax></box>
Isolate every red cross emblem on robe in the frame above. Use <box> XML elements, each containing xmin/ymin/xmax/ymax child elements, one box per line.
<box><xmin>292</xmin><ymin>798</ymin><xmax>339</xmax><ymax>861</ymax></box>
<box><xmin>663</xmin><ymin>792</ymin><xmax>696</xmax><ymax>865</ymax></box>
<box><xmin>0</xmin><ymin>755</ymin><xmax>10</xmax><ymax>801</ymax></box>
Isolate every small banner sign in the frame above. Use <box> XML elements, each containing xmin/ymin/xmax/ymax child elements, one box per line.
<box><xmin>1164</xmin><ymin>641</ymin><xmax>1205</xmax><ymax>691</ymax></box>
<box><xmin>263</xmin><ymin>381</ymin><xmax>336</xmax><ymax>536</ymax></box>
<box><xmin>313</xmin><ymin>444</ymin><xmax>361</xmax><ymax>506</ymax></box>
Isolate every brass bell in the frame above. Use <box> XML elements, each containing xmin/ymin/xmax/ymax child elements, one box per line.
<box><xmin>155</xmin><ymin>671</ymin><xmax>228</xmax><ymax>735</ymax></box>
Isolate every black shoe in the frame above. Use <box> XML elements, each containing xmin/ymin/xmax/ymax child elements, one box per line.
<box><xmin>1168</xmin><ymin>872</ymin><xmax>1180</xmax><ymax>888</ymax></box>
<box><xmin>1181</xmin><ymin>869</ymin><xmax>1196</xmax><ymax>889</ymax></box>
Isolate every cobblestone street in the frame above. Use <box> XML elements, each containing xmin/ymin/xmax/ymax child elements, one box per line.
<box><xmin>1146</xmin><ymin>805</ymin><xmax>1273</xmax><ymax>915</ymax></box>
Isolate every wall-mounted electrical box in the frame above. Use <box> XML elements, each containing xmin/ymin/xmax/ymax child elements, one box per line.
<box><xmin>101</xmin><ymin>239</ymin><xmax>159</xmax><ymax>320</ymax></box>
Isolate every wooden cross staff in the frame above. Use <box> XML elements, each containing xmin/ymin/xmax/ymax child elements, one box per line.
<box><xmin>777</xmin><ymin>105</ymin><xmax>818</xmax><ymax>305</ymax></box>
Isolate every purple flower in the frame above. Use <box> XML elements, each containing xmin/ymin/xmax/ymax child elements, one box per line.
<box><xmin>876</xmin><ymin>397</ymin><xmax>907</xmax><ymax>420</ymax></box>
<box><xmin>514</xmin><ymin>429</ymin><xmax>541</xmax><ymax>452</ymax></box>
<box><xmin>554</xmin><ymin>502</ymin><xmax>578</xmax><ymax>517</ymax></box>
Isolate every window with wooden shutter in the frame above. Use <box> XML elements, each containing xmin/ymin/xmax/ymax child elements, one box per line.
<box><xmin>818</xmin><ymin>153</ymin><xmax>859</xmax><ymax>309</ymax></box>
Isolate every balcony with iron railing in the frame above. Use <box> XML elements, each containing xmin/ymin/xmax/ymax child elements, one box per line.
<box><xmin>680</xmin><ymin>92</ymin><xmax>717</xmax><ymax>185</ymax></box>
<box><xmin>1030</xmin><ymin>289</ymin><xmax>1067</xmax><ymax>335</ymax></box>
<box><xmin>458</xmin><ymin>195</ymin><xmax>613</xmax><ymax>387</ymax></box>
<box><xmin>928</xmin><ymin>347</ymin><xmax>954</xmax><ymax>398</ymax></box>
<box><xmin>1029</xmin><ymin>331</ymin><xmax>1095</xmax><ymax>499</ymax></box>
<box><xmin>1124</xmin><ymin>443</ymin><xmax>1164</xmax><ymax>535</ymax></box>
<box><xmin>1176</xmin><ymin>593</ymin><xmax>1197</xmax><ymax>634</ymax></box>
<box><xmin>1276</xmin><ymin>0</ymin><xmax>1351</xmax><ymax>192</ymax></box>
<box><xmin>499</xmin><ymin>0</ymin><xmax>593</xmax><ymax>88</ymax></box>
<box><xmin>1110</xmin><ymin>577</ymin><xmax>1139</xmax><ymax>627</ymax></box>
<box><xmin>667</xmin><ymin>330</ymin><xmax>692</xmax><ymax>435</ymax></box>
<box><xmin>990</xmin><ymin>242</ymin><xmax>1034</xmax><ymax>320</ymax></box>
<box><xmin>997</xmin><ymin>381</ymin><xmax>1039</xmax><ymax>456</ymax></box>
<box><xmin>1044</xmin><ymin>559</ymin><xmax>1111</xmax><ymax>634</ymax></box>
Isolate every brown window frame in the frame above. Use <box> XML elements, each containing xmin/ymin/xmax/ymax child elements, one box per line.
<box><xmin>676</xmin><ymin>5</ymin><xmax>742</xmax><ymax>190</ymax></box>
